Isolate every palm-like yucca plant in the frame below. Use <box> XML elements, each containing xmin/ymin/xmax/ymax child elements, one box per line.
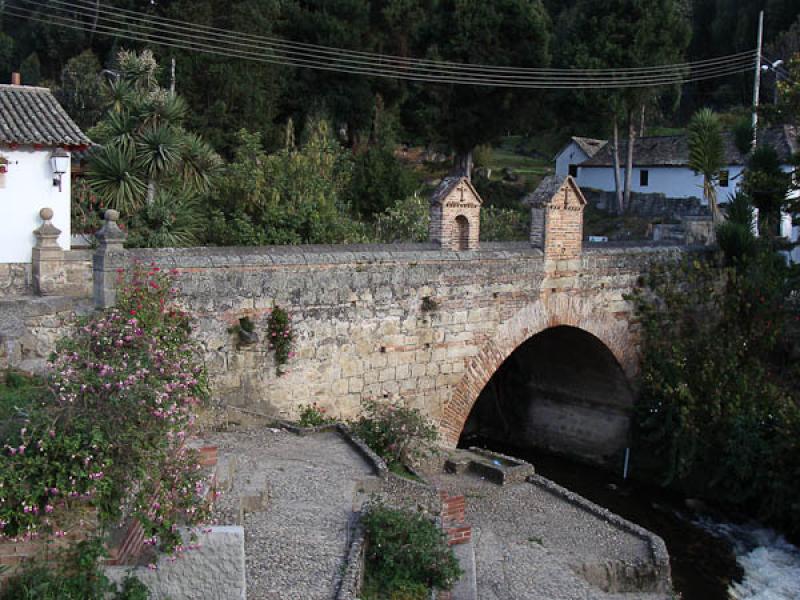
<box><xmin>136</xmin><ymin>125</ymin><xmax>182</xmax><ymax>180</ymax></box>
<box><xmin>144</xmin><ymin>92</ymin><xmax>188</xmax><ymax>129</ymax></box>
<box><xmin>106</xmin><ymin>79</ymin><xmax>135</xmax><ymax>114</ymax></box>
<box><xmin>688</xmin><ymin>108</ymin><xmax>725</xmax><ymax>225</ymax></box>
<box><xmin>87</xmin><ymin>49</ymin><xmax>220</xmax><ymax>230</ymax></box>
<box><xmin>179</xmin><ymin>132</ymin><xmax>222</xmax><ymax>194</ymax></box>
<box><xmin>117</xmin><ymin>48</ymin><xmax>159</xmax><ymax>93</ymax></box>
<box><xmin>87</xmin><ymin>145</ymin><xmax>146</xmax><ymax>213</ymax></box>
<box><xmin>91</xmin><ymin>110</ymin><xmax>137</xmax><ymax>152</ymax></box>
<box><xmin>126</xmin><ymin>189</ymin><xmax>205</xmax><ymax>248</ymax></box>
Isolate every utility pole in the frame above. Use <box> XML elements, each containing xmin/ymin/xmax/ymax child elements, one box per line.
<box><xmin>170</xmin><ymin>58</ymin><xmax>176</xmax><ymax>94</ymax></box>
<box><xmin>752</xmin><ymin>10</ymin><xmax>764</xmax><ymax>150</ymax></box>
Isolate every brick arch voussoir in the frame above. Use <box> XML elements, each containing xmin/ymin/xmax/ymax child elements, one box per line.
<box><xmin>439</xmin><ymin>294</ymin><xmax>639</xmax><ymax>447</ymax></box>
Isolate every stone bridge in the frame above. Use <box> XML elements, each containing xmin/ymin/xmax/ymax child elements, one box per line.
<box><xmin>0</xmin><ymin>176</ymin><xmax>692</xmax><ymax>464</ymax></box>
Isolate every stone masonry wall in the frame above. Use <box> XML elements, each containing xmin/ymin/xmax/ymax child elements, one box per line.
<box><xmin>122</xmin><ymin>242</ymin><xmax>682</xmax><ymax>440</ymax></box>
<box><xmin>0</xmin><ymin>241</ymin><xmax>686</xmax><ymax>445</ymax></box>
<box><xmin>0</xmin><ymin>296</ymin><xmax>92</xmax><ymax>374</ymax></box>
<box><xmin>0</xmin><ymin>263</ymin><xmax>32</xmax><ymax>297</ymax></box>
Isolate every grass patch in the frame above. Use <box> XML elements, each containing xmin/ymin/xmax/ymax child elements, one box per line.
<box><xmin>528</xmin><ymin>535</ymin><xmax>544</xmax><ymax>546</ymax></box>
<box><xmin>486</xmin><ymin>148</ymin><xmax>548</xmax><ymax>171</ymax></box>
<box><xmin>646</xmin><ymin>126</ymin><xmax>685</xmax><ymax>137</ymax></box>
<box><xmin>0</xmin><ymin>371</ymin><xmax>44</xmax><ymax>421</ymax></box>
<box><xmin>388</xmin><ymin>461</ymin><xmax>424</xmax><ymax>483</ymax></box>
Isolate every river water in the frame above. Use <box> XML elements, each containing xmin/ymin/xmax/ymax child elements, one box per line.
<box><xmin>463</xmin><ymin>440</ymin><xmax>800</xmax><ymax>600</ymax></box>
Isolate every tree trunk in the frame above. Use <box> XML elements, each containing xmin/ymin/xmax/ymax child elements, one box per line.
<box><xmin>456</xmin><ymin>149</ymin><xmax>474</xmax><ymax>180</ymax></box>
<box><xmin>612</xmin><ymin>117</ymin><xmax>624</xmax><ymax>214</ymax></box>
<box><xmin>146</xmin><ymin>180</ymin><xmax>156</xmax><ymax>205</ymax></box>
<box><xmin>640</xmin><ymin>104</ymin><xmax>646</xmax><ymax>137</ymax></box>
<box><xmin>624</xmin><ymin>108</ymin><xmax>636</xmax><ymax>211</ymax></box>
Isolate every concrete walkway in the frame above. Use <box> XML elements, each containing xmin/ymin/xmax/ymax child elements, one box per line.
<box><xmin>207</xmin><ymin>429</ymin><xmax>377</xmax><ymax>600</ymax></box>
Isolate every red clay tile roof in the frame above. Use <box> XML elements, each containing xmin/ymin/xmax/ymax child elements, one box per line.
<box><xmin>0</xmin><ymin>84</ymin><xmax>91</xmax><ymax>147</ymax></box>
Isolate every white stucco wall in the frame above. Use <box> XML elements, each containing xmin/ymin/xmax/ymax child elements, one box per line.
<box><xmin>555</xmin><ymin>142</ymin><xmax>589</xmax><ymax>177</ymax></box>
<box><xmin>0</xmin><ymin>146</ymin><xmax>71</xmax><ymax>263</ymax></box>
<box><xmin>576</xmin><ymin>165</ymin><xmax>745</xmax><ymax>204</ymax></box>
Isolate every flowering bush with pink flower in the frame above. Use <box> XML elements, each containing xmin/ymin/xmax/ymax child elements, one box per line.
<box><xmin>349</xmin><ymin>398</ymin><xmax>439</xmax><ymax>469</ymax></box>
<box><xmin>0</xmin><ymin>263</ymin><xmax>210</xmax><ymax>553</ymax></box>
<box><xmin>267</xmin><ymin>305</ymin><xmax>294</xmax><ymax>375</ymax></box>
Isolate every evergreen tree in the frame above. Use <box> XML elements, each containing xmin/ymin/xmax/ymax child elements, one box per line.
<box><xmin>558</xmin><ymin>0</ymin><xmax>690</xmax><ymax>212</ymax></box>
<box><xmin>158</xmin><ymin>0</ymin><xmax>288</xmax><ymax>156</ymax></box>
<box><xmin>403</xmin><ymin>0</ymin><xmax>551</xmax><ymax>176</ymax></box>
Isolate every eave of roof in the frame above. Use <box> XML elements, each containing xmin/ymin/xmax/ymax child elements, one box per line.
<box><xmin>579</xmin><ymin>127</ymin><xmax>797</xmax><ymax>168</ymax></box>
<box><xmin>0</xmin><ymin>84</ymin><xmax>91</xmax><ymax>147</ymax></box>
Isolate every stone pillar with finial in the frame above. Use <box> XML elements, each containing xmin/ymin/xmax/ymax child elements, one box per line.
<box><xmin>93</xmin><ymin>209</ymin><xmax>127</xmax><ymax>309</ymax></box>
<box><xmin>32</xmin><ymin>207</ymin><xmax>65</xmax><ymax>296</ymax></box>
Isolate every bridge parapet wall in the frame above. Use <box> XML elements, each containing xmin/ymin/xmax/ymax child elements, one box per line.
<box><xmin>130</xmin><ymin>242</ymin><xmax>683</xmax><ymax>429</ymax></box>
<box><xmin>1</xmin><ymin>240</ymin><xmax>688</xmax><ymax>438</ymax></box>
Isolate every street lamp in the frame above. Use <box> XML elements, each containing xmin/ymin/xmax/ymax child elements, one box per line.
<box><xmin>762</xmin><ymin>59</ymin><xmax>785</xmax><ymax>104</ymax></box>
<box><xmin>50</xmin><ymin>148</ymin><xmax>69</xmax><ymax>192</ymax></box>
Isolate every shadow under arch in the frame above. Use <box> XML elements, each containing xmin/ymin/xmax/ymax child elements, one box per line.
<box><xmin>440</xmin><ymin>294</ymin><xmax>640</xmax><ymax>456</ymax></box>
<box><xmin>459</xmin><ymin>325</ymin><xmax>636</xmax><ymax>465</ymax></box>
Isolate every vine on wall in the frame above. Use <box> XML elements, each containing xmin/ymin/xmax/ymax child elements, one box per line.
<box><xmin>267</xmin><ymin>306</ymin><xmax>294</xmax><ymax>376</ymax></box>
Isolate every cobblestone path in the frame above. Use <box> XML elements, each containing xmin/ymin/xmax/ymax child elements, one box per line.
<box><xmin>208</xmin><ymin>429</ymin><xmax>377</xmax><ymax>600</ymax></box>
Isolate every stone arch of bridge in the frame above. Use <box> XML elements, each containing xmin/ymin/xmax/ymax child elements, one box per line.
<box><xmin>439</xmin><ymin>294</ymin><xmax>639</xmax><ymax>447</ymax></box>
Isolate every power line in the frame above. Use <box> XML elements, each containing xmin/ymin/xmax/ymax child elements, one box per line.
<box><xmin>7</xmin><ymin>1</ymin><xmax>756</xmax><ymax>85</ymax></box>
<box><xmin>3</xmin><ymin>2</ymin><xmax>757</xmax><ymax>89</ymax></box>
<box><xmin>47</xmin><ymin>0</ymin><xmax>757</xmax><ymax>77</ymax></box>
<box><xmin>19</xmin><ymin>0</ymin><xmax>756</xmax><ymax>82</ymax></box>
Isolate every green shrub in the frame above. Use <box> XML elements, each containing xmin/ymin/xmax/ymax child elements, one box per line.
<box><xmin>349</xmin><ymin>399</ymin><xmax>438</xmax><ymax>468</ymax></box>
<box><xmin>348</xmin><ymin>144</ymin><xmax>420</xmax><ymax>220</ymax></box>
<box><xmin>205</xmin><ymin>125</ymin><xmax>369</xmax><ymax>246</ymax></box>
<box><xmin>716</xmin><ymin>221</ymin><xmax>758</xmax><ymax>265</ymax></box>
<box><xmin>362</xmin><ymin>505</ymin><xmax>462</xmax><ymax>598</ymax></box>
<box><xmin>629</xmin><ymin>249</ymin><xmax>800</xmax><ymax>536</ymax></box>
<box><xmin>0</xmin><ymin>372</ymin><xmax>44</xmax><ymax>423</ymax></box>
<box><xmin>480</xmin><ymin>205</ymin><xmax>528</xmax><ymax>242</ymax></box>
<box><xmin>0</xmin><ymin>540</ymin><xmax>149</xmax><ymax>600</ymax></box>
<box><xmin>372</xmin><ymin>195</ymin><xmax>430</xmax><ymax>243</ymax></box>
<box><xmin>298</xmin><ymin>403</ymin><xmax>334</xmax><ymax>428</ymax></box>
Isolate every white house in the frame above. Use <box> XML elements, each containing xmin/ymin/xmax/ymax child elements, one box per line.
<box><xmin>559</xmin><ymin>127</ymin><xmax>797</xmax><ymax>208</ymax></box>
<box><xmin>554</xmin><ymin>137</ymin><xmax>607</xmax><ymax>178</ymax></box>
<box><xmin>0</xmin><ymin>78</ymin><xmax>90</xmax><ymax>263</ymax></box>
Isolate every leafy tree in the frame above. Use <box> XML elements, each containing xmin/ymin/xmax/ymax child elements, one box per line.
<box><xmin>348</xmin><ymin>144</ymin><xmax>420</xmax><ymax>219</ymax></box>
<box><xmin>732</xmin><ymin>117</ymin><xmax>755</xmax><ymax>156</ymax></box>
<box><xmin>55</xmin><ymin>49</ymin><xmax>107</xmax><ymax>131</ymax></box>
<box><xmin>688</xmin><ymin>108</ymin><xmax>725</xmax><ymax>224</ymax></box>
<box><xmin>557</xmin><ymin>0</ymin><xmax>690</xmax><ymax>212</ymax></box>
<box><xmin>630</xmin><ymin>245</ymin><xmax>800</xmax><ymax>537</ymax></box>
<box><xmin>742</xmin><ymin>145</ymin><xmax>792</xmax><ymax>238</ymax></box>
<box><xmin>278</xmin><ymin>0</ymin><xmax>392</xmax><ymax>149</ymax></box>
<box><xmin>19</xmin><ymin>51</ymin><xmax>41</xmax><ymax>86</ymax></box>
<box><xmin>403</xmin><ymin>0</ymin><xmax>551</xmax><ymax>175</ymax></box>
<box><xmin>158</xmin><ymin>0</ymin><xmax>287</xmax><ymax>156</ymax></box>
<box><xmin>206</xmin><ymin>123</ymin><xmax>369</xmax><ymax>246</ymax></box>
<box><xmin>87</xmin><ymin>49</ymin><xmax>220</xmax><ymax>246</ymax></box>
<box><xmin>372</xmin><ymin>194</ymin><xmax>430</xmax><ymax>243</ymax></box>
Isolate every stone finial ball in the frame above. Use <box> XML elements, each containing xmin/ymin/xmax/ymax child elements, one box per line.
<box><xmin>105</xmin><ymin>209</ymin><xmax>120</xmax><ymax>222</ymax></box>
<box><xmin>39</xmin><ymin>207</ymin><xmax>54</xmax><ymax>221</ymax></box>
